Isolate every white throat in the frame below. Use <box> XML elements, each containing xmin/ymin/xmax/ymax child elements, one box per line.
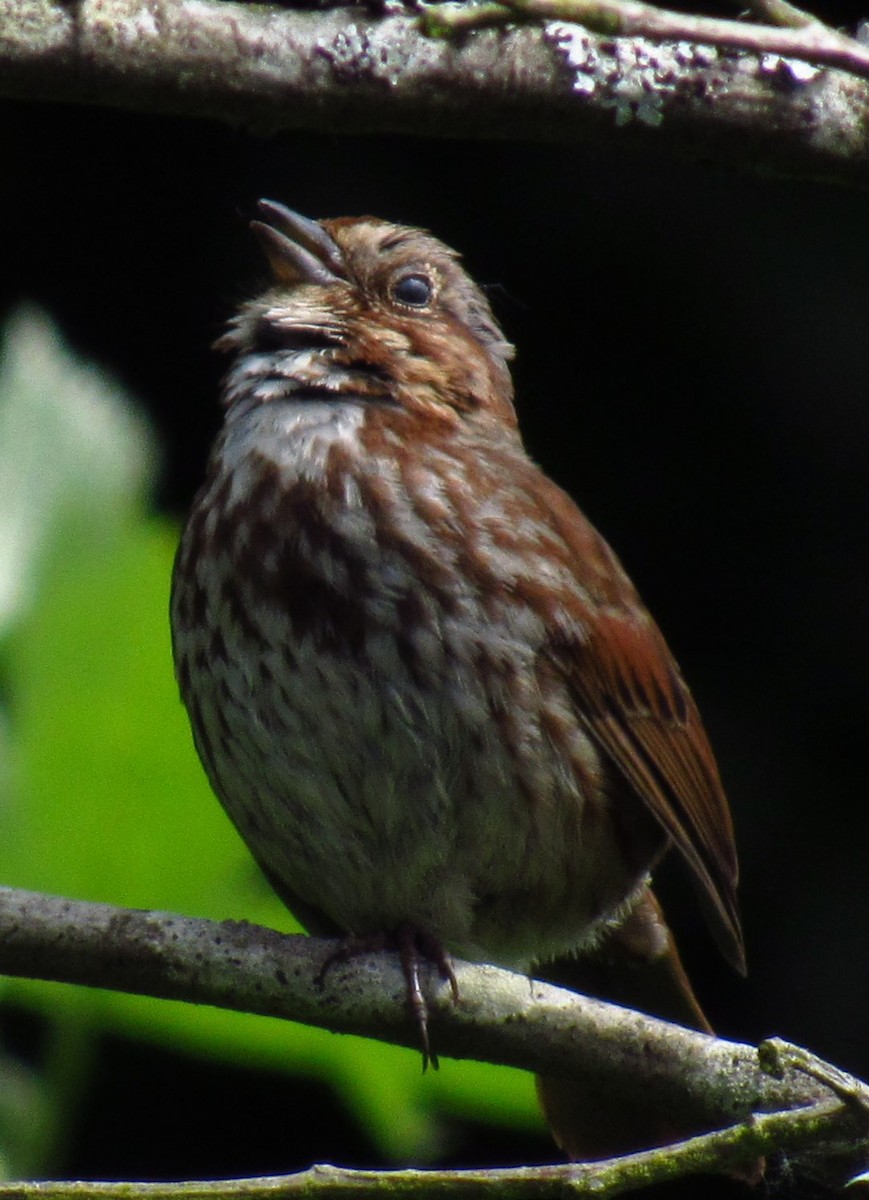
<box><xmin>217</xmin><ymin>349</ymin><xmax>368</xmax><ymax>508</ymax></box>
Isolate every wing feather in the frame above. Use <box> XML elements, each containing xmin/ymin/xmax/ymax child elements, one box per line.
<box><xmin>530</xmin><ymin>475</ymin><xmax>745</xmax><ymax>972</ymax></box>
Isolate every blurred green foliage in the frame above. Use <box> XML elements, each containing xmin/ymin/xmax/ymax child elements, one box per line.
<box><xmin>0</xmin><ymin>309</ymin><xmax>541</xmax><ymax>1177</ymax></box>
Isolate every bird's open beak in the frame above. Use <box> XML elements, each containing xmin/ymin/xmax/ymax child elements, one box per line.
<box><xmin>251</xmin><ymin>200</ymin><xmax>346</xmax><ymax>287</ymax></box>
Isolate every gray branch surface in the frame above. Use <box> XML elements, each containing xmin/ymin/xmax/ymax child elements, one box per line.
<box><xmin>2</xmin><ymin>0</ymin><xmax>869</xmax><ymax>184</ymax></box>
<box><xmin>1</xmin><ymin>884</ymin><xmax>868</xmax><ymax>1190</ymax></box>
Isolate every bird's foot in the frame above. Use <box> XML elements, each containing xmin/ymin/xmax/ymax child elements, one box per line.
<box><xmin>316</xmin><ymin>924</ymin><xmax>457</xmax><ymax>1069</ymax></box>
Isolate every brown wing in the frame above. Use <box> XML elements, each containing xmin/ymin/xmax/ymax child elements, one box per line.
<box><xmin>535</xmin><ymin>479</ymin><xmax>746</xmax><ymax>973</ymax></box>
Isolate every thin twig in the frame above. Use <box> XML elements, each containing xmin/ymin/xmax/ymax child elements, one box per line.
<box><xmin>0</xmin><ymin>1099</ymin><xmax>854</xmax><ymax>1198</ymax></box>
<box><xmin>742</xmin><ymin>0</ymin><xmax>821</xmax><ymax>31</ymax></box>
<box><xmin>421</xmin><ymin>0</ymin><xmax>869</xmax><ymax>80</ymax></box>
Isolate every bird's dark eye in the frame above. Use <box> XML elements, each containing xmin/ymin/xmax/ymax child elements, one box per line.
<box><xmin>392</xmin><ymin>273</ymin><xmax>433</xmax><ymax>308</ymax></box>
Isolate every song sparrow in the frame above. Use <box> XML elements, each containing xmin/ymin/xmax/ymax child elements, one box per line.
<box><xmin>171</xmin><ymin>201</ymin><xmax>745</xmax><ymax>1160</ymax></box>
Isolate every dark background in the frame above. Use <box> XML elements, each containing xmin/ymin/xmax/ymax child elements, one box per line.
<box><xmin>1</xmin><ymin>63</ymin><xmax>868</xmax><ymax>1197</ymax></box>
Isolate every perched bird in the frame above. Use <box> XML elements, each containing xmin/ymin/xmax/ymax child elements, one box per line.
<box><xmin>171</xmin><ymin>201</ymin><xmax>744</xmax><ymax>1161</ymax></box>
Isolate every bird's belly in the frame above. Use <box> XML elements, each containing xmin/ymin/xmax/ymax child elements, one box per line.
<box><xmin>185</xmin><ymin>624</ymin><xmax>658</xmax><ymax>969</ymax></box>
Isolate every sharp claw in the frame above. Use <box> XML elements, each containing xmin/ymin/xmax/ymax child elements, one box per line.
<box><xmin>314</xmin><ymin>925</ymin><xmax>456</xmax><ymax>1069</ymax></box>
<box><xmin>397</xmin><ymin>924</ymin><xmax>432</xmax><ymax>1068</ymax></box>
<box><xmin>395</xmin><ymin>923</ymin><xmax>456</xmax><ymax>1069</ymax></box>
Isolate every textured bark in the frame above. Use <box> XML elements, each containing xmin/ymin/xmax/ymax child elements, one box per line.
<box><xmin>0</xmin><ymin>890</ymin><xmax>857</xmax><ymax>1118</ymax></box>
<box><xmin>1</xmin><ymin>0</ymin><xmax>869</xmax><ymax>184</ymax></box>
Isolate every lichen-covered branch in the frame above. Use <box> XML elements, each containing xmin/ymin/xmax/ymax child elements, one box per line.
<box><xmin>421</xmin><ymin>0</ymin><xmax>869</xmax><ymax>78</ymax></box>
<box><xmin>0</xmin><ymin>885</ymin><xmax>868</xmax><ymax>1189</ymax></box>
<box><xmin>1</xmin><ymin>0</ymin><xmax>869</xmax><ymax>185</ymax></box>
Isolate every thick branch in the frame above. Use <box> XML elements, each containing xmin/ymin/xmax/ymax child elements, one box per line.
<box><xmin>2</xmin><ymin>0</ymin><xmax>869</xmax><ymax>185</ymax></box>
<box><xmin>1</xmin><ymin>884</ymin><xmax>867</xmax><ymax>1185</ymax></box>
